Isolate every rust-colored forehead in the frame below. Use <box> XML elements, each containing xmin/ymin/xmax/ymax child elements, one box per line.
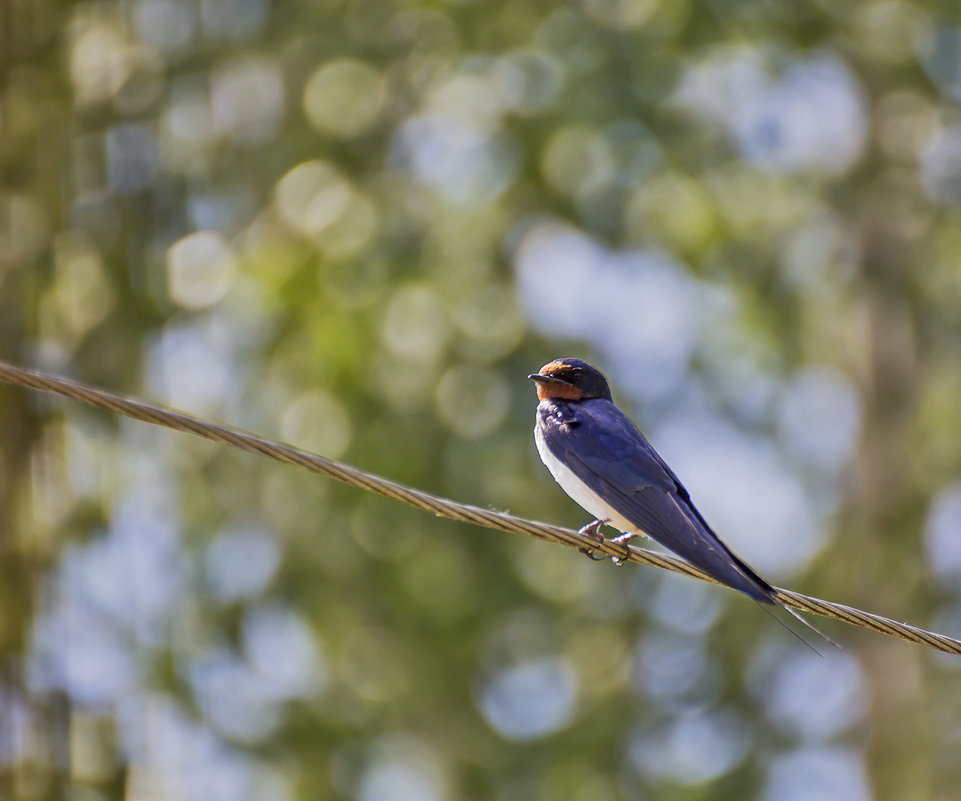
<box><xmin>538</xmin><ymin>360</ymin><xmax>573</xmax><ymax>376</ymax></box>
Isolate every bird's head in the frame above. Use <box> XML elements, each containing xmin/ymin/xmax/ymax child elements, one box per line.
<box><xmin>528</xmin><ymin>358</ymin><xmax>612</xmax><ymax>402</ymax></box>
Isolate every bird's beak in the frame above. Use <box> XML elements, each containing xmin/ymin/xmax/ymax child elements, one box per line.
<box><xmin>528</xmin><ymin>373</ymin><xmax>567</xmax><ymax>384</ymax></box>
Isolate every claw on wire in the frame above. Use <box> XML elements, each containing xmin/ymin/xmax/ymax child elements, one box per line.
<box><xmin>577</xmin><ymin>519</ymin><xmax>608</xmax><ymax>559</ymax></box>
<box><xmin>609</xmin><ymin>531</ymin><xmax>638</xmax><ymax>566</ymax></box>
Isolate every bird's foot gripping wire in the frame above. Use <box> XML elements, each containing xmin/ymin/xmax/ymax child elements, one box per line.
<box><xmin>608</xmin><ymin>532</ymin><xmax>638</xmax><ymax>566</ymax></box>
<box><xmin>577</xmin><ymin>519</ymin><xmax>608</xmax><ymax>560</ymax></box>
<box><xmin>578</xmin><ymin>523</ymin><xmax>638</xmax><ymax>565</ymax></box>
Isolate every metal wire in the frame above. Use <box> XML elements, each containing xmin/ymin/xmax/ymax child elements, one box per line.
<box><xmin>1</xmin><ymin>359</ymin><xmax>958</xmax><ymax>656</ymax></box>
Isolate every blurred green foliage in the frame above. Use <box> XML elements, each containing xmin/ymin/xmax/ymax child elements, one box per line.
<box><xmin>3</xmin><ymin>0</ymin><xmax>961</xmax><ymax>800</ymax></box>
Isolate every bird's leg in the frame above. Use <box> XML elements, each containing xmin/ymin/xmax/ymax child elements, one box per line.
<box><xmin>577</xmin><ymin>519</ymin><xmax>608</xmax><ymax>560</ymax></box>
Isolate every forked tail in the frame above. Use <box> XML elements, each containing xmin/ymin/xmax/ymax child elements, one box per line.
<box><xmin>757</xmin><ymin>600</ymin><xmax>840</xmax><ymax>656</ymax></box>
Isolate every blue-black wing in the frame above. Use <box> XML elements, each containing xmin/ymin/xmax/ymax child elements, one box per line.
<box><xmin>537</xmin><ymin>398</ymin><xmax>776</xmax><ymax>603</ymax></box>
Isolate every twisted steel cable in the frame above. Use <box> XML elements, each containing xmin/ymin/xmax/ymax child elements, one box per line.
<box><xmin>1</xmin><ymin>360</ymin><xmax>958</xmax><ymax>656</ymax></box>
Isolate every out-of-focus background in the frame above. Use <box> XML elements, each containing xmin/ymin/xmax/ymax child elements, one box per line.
<box><xmin>2</xmin><ymin>0</ymin><xmax>961</xmax><ymax>799</ymax></box>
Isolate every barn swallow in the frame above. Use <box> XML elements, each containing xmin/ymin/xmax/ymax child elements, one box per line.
<box><xmin>529</xmin><ymin>357</ymin><xmax>833</xmax><ymax>646</ymax></box>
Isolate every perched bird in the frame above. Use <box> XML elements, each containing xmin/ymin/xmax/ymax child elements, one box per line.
<box><xmin>529</xmin><ymin>357</ymin><xmax>832</xmax><ymax>646</ymax></box>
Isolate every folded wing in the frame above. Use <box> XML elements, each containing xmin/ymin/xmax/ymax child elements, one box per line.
<box><xmin>539</xmin><ymin>399</ymin><xmax>776</xmax><ymax>603</ymax></box>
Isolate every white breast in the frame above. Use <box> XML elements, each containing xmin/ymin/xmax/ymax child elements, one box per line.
<box><xmin>534</xmin><ymin>425</ymin><xmax>639</xmax><ymax>536</ymax></box>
